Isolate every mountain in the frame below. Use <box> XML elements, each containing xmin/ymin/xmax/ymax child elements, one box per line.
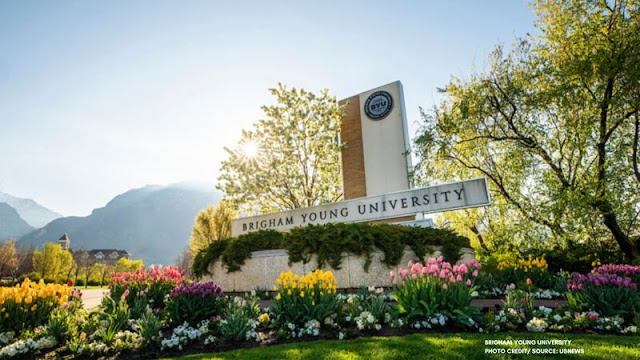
<box><xmin>0</xmin><ymin>203</ymin><xmax>34</xmax><ymax>239</ymax></box>
<box><xmin>0</xmin><ymin>192</ymin><xmax>63</xmax><ymax>228</ymax></box>
<box><xmin>18</xmin><ymin>183</ymin><xmax>221</xmax><ymax>265</ymax></box>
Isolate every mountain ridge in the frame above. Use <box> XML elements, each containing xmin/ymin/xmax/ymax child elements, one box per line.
<box><xmin>0</xmin><ymin>192</ymin><xmax>62</xmax><ymax>228</ymax></box>
<box><xmin>0</xmin><ymin>203</ymin><xmax>34</xmax><ymax>239</ymax></box>
<box><xmin>18</xmin><ymin>183</ymin><xmax>221</xmax><ymax>265</ymax></box>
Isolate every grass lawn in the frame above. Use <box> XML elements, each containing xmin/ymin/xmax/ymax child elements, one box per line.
<box><xmin>162</xmin><ymin>332</ymin><xmax>640</xmax><ymax>360</ymax></box>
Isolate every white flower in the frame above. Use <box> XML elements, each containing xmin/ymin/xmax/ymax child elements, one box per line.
<box><xmin>526</xmin><ymin>318</ymin><xmax>548</xmax><ymax>333</ymax></box>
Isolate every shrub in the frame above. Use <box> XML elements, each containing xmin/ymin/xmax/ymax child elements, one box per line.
<box><xmin>109</xmin><ymin>265</ymin><xmax>185</xmax><ymax>314</ymax></box>
<box><xmin>567</xmin><ymin>272</ymin><xmax>640</xmax><ymax>320</ymax></box>
<box><xmin>45</xmin><ymin>307</ymin><xmax>78</xmax><ymax>343</ymax></box>
<box><xmin>219</xmin><ymin>301</ymin><xmax>260</xmax><ymax>342</ymax></box>
<box><xmin>343</xmin><ymin>287</ymin><xmax>387</xmax><ymax>331</ymax></box>
<box><xmin>135</xmin><ymin>308</ymin><xmax>163</xmax><ymax>349</ymax></box>
<box><xmin>165</xmin><ymin>281</ymin><xmax>225</xmax><ymax>325</ymax></box>
<box><xmin>0</xmin><ymin>279</ymin><xmax>77</xmax><ymax>332</ymax></box>
<box><xmin>192</xmin><ymin>223</ymin><xmax>471</xmax><ymax>277</ymax></box>
<box><xmin>391</xmin><ymin>257</ymin><xmax>481</xmax><ymax>327</ymax></box>
<box><xmin>271</xmin><ymin>269</ymin><xmax>338</xmax><ymax>329</ymax></box>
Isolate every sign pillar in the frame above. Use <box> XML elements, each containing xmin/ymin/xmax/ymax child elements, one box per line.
<box><xmin>339</xmin><ymin>81</ymin><xmax>412</xmax><ymax>200</ymax></box>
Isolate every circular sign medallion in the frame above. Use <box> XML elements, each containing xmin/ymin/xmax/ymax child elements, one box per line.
<box><xmin>364</xmin><ymin>91</ymin><xmax>393</xmax><ymax>120</ymax></box>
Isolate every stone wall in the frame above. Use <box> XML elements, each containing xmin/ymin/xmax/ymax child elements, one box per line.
<box><xmin>205</xmin><ymin>247</ymin><xmax>475</xmax><ymax>293</ymax></box>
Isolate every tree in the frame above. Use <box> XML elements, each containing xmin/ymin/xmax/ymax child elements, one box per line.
<box><xmin>415</xmin><ymin>0</ymin><xmax>640</xmax><ymax>260</ymax></box>
<box><xmin>114</xmin><ymin>257</ymin><xmax>144</xmax><ymax>273</ymax></box>
<box><xmin>174</xmin><ymin>246</ymin><xmax>193</xmax><ymax>280</ymax></box>
<box><xmin>93</xmin><ymin>263</ymin><xmax>112</xmax><ymax>286</ymax></box>
<box><xmin>218</xmin><ymin>84</ymin><xmax>346</xmax><ymax>214</ymax></box>
<box><xmin>15</xmin><ymin>245</ymin><xmax>34</xmax><ymax>279</ymax></box>
<box><xmin>32</xmin><ymin>243</ymin><xmax>72</xmax><ymax>280</ymax></box>
<box><xmin>73</xmin><ymin>246</ymin><xmax>94</xmax><ymax>285</ymax></box>
<box><xmin>0</xmin><ymin>239</ymin><xmax>18</xmax><ymax>278</ymax></box>
<box><xmin>189</xmin><ymin>201</ymin><xmax>236</xmax><ymax>253</ymax></box>
<box><xmin>57</xmin><ymin>249</ymin><xmax>74</xmax><ymax>280</ymax></box>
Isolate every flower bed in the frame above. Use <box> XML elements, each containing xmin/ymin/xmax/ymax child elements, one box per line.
<box><xmin>1</xmin><ymin>261</ymin><xmax>639</xmax><ymax>359</ymax></box>
<box><xmin>0</xmin><ymin>279</ymin><xmax>77</xmax><ymax>333</ymax></box>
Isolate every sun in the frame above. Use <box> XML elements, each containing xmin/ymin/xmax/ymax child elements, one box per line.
<box><xmin>243</xmin><ymin>140</ymin><xmax>259</xmax><ymax>158</ymax></box>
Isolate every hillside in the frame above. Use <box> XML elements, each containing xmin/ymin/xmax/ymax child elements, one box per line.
<box><xmin>18</xmin><ymin>183</ymin><xmax>221</xmax><ymax>265</ymax></box>
<box><xmin>0</xmin><ymin>203</ymin><xmax>34</xmax><ymax>240</ymax></box>
<box><xmin>0</xmin><ymin>192</ymin><xmax>62</xmax><ymax>228</ymax></box>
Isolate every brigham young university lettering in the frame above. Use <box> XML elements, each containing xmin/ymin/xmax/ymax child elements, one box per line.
<box><xmin>233</xmin><ymin>178</ymin><xmax>490</xmax><ymax>236</ymax></box>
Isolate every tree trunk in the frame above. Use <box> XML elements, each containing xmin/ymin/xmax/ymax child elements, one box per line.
<box><xmin>596</xmin><ymin>199</ymin><xmax>639</xmax><ymax>260</ymax></box>
<box><xmin>470</xmin><ymin>225</ymin><xmax>489</xmax><ymax>252</ymax></box>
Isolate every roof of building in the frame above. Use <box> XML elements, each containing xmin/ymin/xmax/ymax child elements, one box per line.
<box><xmin>58</xmin><ymin>234</ymin><xmax>131</xmax><ymax>257</ymax></box>
<box><xmin>82</xmin><ymin>249</ymin><xmax>131</xmax><ymax>256</ymax></box>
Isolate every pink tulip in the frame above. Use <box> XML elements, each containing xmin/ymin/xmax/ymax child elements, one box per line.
<box><xmin>442</xmin><ymin>283</ymin><xmax>448</xmax><ymax>290</ymax></box>
<box><xmin>472</xmin><ymin>270</ymin><xmax>478</xmax><ymax>278</ymax></box>
<box><xmin>390</xmin><ymin>271</ymin><xmax>396</xmax><ymax>278</ymax></box>
<box><xmin>466</xmin><ymin>279</ymin><xmax>472</xmax><ymax>287</ymax></box>
<box><xmin>459</xmin><ymin>264</ymin><xmax>468</xmax><ymax>274</ymax></box>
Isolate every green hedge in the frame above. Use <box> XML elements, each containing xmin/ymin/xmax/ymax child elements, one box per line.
<box><xmin>192</xmin><ymin>223</ymin><xmax>471</xmax><ymax>278</ymax></box>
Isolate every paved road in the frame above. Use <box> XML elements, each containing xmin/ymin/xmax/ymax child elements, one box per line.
<box><xmin>81</xmin><ymin>289</ymin><xmax>109</xmax><ymax>310</ymax></box>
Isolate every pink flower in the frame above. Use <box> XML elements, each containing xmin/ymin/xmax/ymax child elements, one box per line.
<box><xmin>459</xmin><ymin>264</ymin><xmax>468</xmax><ymax>274</ymax></box>
<box><xmin>390</xmin><ymin>271</ymin><xmax>396</xmax><ymax>279</ymax></box>
<box><xmin>439</xmin><ymin>270</ymin><xmax>447</xmax><ymax>279</ymax></box>
<box><xmin>472</xmin><ymin>270</ymin><xmax>478</xmax><ymax>278</ymax></box>
<box><xmin>442</xmin><ymin>283</ymin><xmax>448</xmax><ymax>290</ymax></box>
<box><xmin>392</xmin><ymin>278</ymin><xmax>397</xmax><ymax>285</ymax></box>
<box><xmin>449</xmin><ymin>277</ymin><xmax>455</xmax><ymax>283</ymax></box>
<box><xmin>437</xmin><ymin>256</ymin><xmax>443</xmax><ymax>263</ymax></box>
<box><xmin>399</xmin><ymin>269</ymin><xmax>408</xmax><ymax>279</ymax></box>
<box><xmin>466</xmin><ymin>279</ymin><xmax>472</xmax><ymax>287</ymax></box>
<box><xmin>456</xmin><ymin>274</ymin><xmax>462</xmax><ymax>282</ymax></box>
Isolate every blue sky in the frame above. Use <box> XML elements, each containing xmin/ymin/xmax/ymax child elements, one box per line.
<box><xmin>0</xmin><ymin>1</ymin><xmax>536</xmax><ymax>216</ymax></box>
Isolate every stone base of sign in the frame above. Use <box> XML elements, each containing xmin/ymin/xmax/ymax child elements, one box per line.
<box><xmin>204</xmin><ymin>247</ymin><xmax>475</xmax><ymax>293</ymax></box>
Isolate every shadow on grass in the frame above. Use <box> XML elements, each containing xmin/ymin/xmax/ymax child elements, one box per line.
<box><xmin>163</xmin><ymin>333</ymin><xmax>640</xmax><ymax>360</ymax></box>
